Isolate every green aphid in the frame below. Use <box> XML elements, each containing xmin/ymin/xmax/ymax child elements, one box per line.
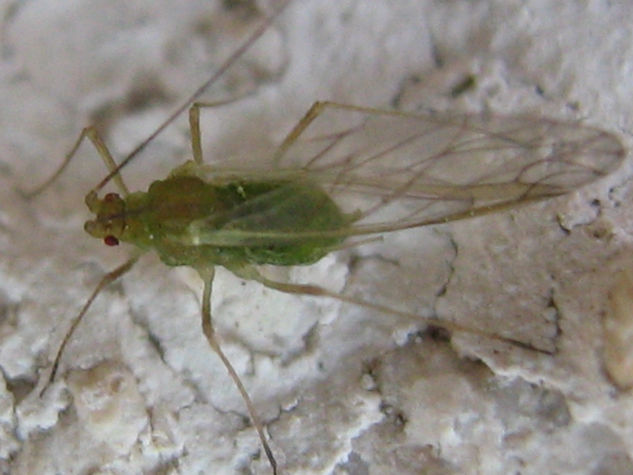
<box><xmin>30</xmin><ymin>102</ymin><xmax>626</xmax><ymax>474</ymax></box>
<box><xmin>25</xmin><ymin>1</ymin><xmax>625</xmax><ymax>473</ymax></box>
<box><xmin>85</xmin><ymin>163</ymin><xmax>352</xmax><ymax>271</ymax></box>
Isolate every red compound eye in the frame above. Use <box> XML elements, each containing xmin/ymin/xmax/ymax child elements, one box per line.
<box><xmin>104</xmin><ymin>235</ymin><xmax>119</xmax><ymax>246</ymax></box>
<box><xmin>104</xmin><ymin>193</ymin><xmax>119</xmax><ymax>202</ymax></box>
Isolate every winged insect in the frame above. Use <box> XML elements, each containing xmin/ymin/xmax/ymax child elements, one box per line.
<box><xmin>25</xmin><ymin>1</ymin><xmax>625</xmax><ymax>472</ymax></box>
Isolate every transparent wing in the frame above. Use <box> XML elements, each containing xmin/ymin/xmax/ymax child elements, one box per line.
<box><xmin>192</xmin><ymin>103</ymin><xmax>624</xmax><ymax>246</ymax></box>
<box><xmin>273</xmin><ymin>103</ymin><xmax>624</xmax><ymax>229</ymax></box>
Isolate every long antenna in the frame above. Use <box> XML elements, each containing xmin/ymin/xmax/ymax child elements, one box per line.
<box><xmin>94</xmin><ymin>0</ymin><xmax>292</xmax><ymax>192</ymax></box>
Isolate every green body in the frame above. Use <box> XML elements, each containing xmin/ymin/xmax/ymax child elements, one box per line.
<box><xmin>85</xmin><ymin>163</ymin><xmax>349</xmax><ymax>272</ymax></box>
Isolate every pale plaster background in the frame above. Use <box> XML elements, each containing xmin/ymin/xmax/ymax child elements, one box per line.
<box><xmin>0</xmin><ymin>1</ymin><xmax>632</xmax><ymax>474</ymax></box>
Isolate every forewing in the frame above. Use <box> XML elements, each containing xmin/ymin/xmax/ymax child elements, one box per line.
<box><xmin>271</xmin><ymin>104</ymin><xmax>625</xmax><ymax>233</ymax></box>
<box><xmin>192</xmin><ymin>104</ymin><xmax>624</xmax><ymax>247</ymax></box>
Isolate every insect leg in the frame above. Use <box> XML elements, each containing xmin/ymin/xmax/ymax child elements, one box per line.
<box><xmin>25</xmin><ymin>126</ymin><xmax>130</xmax><ymax>198</ymax></box>
<box><xmin>272</xmin><ymin>101</ymin><xmax>411</xmax><ymax>165</ymax></box>
<box><xmin>189</xmin><ymin>99</ymin><xmax>253</xmax><ymax>165</ymax></box>
<box><xmin>95</xmin><ymin>0</ymin><xmax>293</xmax><ymax>193</ymax></box>
<box><xmin>40</xmin><ymin>255</ymin><xmax>140</xmax><ymax>397</ymax></box>
<box><xmin>198</xmin><ymin>267</ymin><xmax>278</xmax><ymax>474</ymax></box>
<box><xmin>237</xmin><ymin>265</ymin><xmax>555</xmax><ymax>356</ymax></box>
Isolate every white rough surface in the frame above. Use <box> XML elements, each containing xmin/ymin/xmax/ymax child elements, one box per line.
<box><xmin>1</xmin><ymin>0</ymin><xmax>632</xmax><ymax>474</ymax></box>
